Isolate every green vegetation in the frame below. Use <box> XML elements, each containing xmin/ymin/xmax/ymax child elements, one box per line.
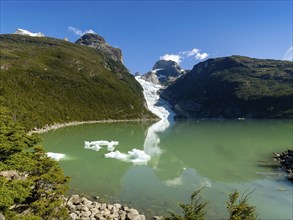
<box><xmin>0</xmin><ymin>107</ymin><xmax>69</xmax><ymax>219</ymax></box>
<box><xmin>227</xmin><ymin>190</ymin><xmax>258</xmax><ymax>220</ymax></box>
<box><xmin>165</xmin><ymin>189</ymin><xmax>257</xmax><ymax>220</ymax></box>
<box><xmin>165</xmin><ymin>188</ymin><xmax>207</xmax><ymax>220</ymax></box>
<box><xmin>162</xmin><ymin>56</ymin><xmax>293</xmax><ymax>118</ymax></box>
<box><xmin>0</xmin><ymin>34</ymin><xmax>154</xmax><ymax>130</ymax></box>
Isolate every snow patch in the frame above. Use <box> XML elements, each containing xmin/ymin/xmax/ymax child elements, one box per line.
<box><xmin>14</xmin><ymin>28</ymin><xmax>44</xmax><ymax>37</ymax></box>
<box><xmin>151</xmin><ymin>68</ymin><xmax>164</xmax><ymax>73</ymax></box>
<box><xmin>46</xmin><ymin>152</ymin><xmax>65</xmax><ymax>161</ymax></box>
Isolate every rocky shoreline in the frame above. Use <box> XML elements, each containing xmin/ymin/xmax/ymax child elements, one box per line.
<box><xmin>65</xmin><ymin>195</ymin><xmax>163</xmax><ymax>220</ymax></box>
<box><xmin>29</xmin><ymin>118</ymin><xmax>158</xmax><ymax>134</ymax></box>
<box><xmin>273</xmin><ymin>149</ymin><xmax>293</xmax><ymax>181</ymax></box>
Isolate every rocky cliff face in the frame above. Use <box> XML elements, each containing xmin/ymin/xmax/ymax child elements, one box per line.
<box><xmin>161</xmin><ymin>56</ymin><xmax>293</xmax><ymax>119</ymax></box>
<box><xmin>76</xmin><ymin>33</ymin><xmax>123</xmax><ymax>63</ymax></box>
<box><xmin>142</xmin><ymin>60</ymin><xmax>186</xmax><ymax>86</ymax></box>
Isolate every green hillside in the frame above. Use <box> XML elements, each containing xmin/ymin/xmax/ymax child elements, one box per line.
<box><xmin>162</xmin><ymin>56</ymin><xmax>293</xmax><ymax>118</ymax></box>
<box><xmin>0</xmin><ymin>34</ymin><xmax>154</xmax><ymax>130</ymax></box>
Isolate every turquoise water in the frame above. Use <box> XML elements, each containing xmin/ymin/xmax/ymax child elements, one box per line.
<box><xmin>42</xmin><ymin>119</ymin><xmax>293</xmax><ymax>219</ymax></box>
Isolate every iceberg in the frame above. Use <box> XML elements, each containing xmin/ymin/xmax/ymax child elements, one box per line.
<box><xmin>46</xmin><ymin>152</ymin><xmax>65</xmax><ymax>161</ymax></box>
<box><xmin>105</xmin><ymin>148</ymin><xmax>150</xmax><ymax>165</ymax></box>
<box><xmin>84</xmin><ymin>140</ymin><xmax>118</xmax><ymax>152</ymax></box>
<box><xmin>14</xmin><ymin>28</ymin><xmax>45</xmax><ymax>37</ymax></box>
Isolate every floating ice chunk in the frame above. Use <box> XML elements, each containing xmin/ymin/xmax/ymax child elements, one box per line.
<box><xmin>46</xmin><ymin>152</ymin><xmax>65</xmax><ymax>161</ymax></box>
<box><xmin>85</xmin><ymin>140</ymin><xmax>118</xmax><ymax>152</ymax></box>
<box><xmin>128</xmin><ymin>148</ymin><xmax>151</xmax><ymax>160</ymax></box>
<box><xmin>105</xmin><ymin>150</ymin><xmax>128</xmax><ymax>160</ymax></box>
<box><xmin>105</xmin><ymin>148</ymin><xmax>150</xmax><ymax>165</ymax></box>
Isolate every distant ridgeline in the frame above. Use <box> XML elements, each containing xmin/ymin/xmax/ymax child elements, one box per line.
<box><xmin>0</xmin><ymin>33</ymin><xmax>155</xmax><ymax>130</ymax></box>
<box><xmin>161</xmin><ymin>56</ymin><xmax>293</xmax><ymax>119</ymax></box>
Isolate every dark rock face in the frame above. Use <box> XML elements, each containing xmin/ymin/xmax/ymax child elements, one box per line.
<box><xmin>274</xmin><ymin>150</ymin><xmax>293</xmax><ymax>181</ymax></box>
<box><xmin>161</xmin><ymin>56</ymin><xmax>293</xmax><ymax>118</ymax></box>
<box><xmin>76</xmin><ymin>33</ymin><xmax>123</xmax><ymax>63</ymax></box>
<box><xmin>142</xmin><ymin>60</ymin><xmax>186</xmax><ymax>86</ymax></box>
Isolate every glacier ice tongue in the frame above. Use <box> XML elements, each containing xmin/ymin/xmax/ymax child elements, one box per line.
<box><xmin>135</xmin><ymin>76</ymin><xmax>175</xmax><ymax>166</ymax></box>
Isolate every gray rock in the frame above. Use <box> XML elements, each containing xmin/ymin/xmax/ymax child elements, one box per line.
<box><xmin>152</xmin><ymin>216</ymin><xmax>164</xmax><ymax>220</ymax></box>
<box><xmin>76</xmin><ymin>204</ymin><xmax>85</xmax><ymax>210</ymax></box>
<box><xmin>103</xmin><ymin>208</ymin><xmax>110</xmax><ymax>216</ymax></box>
<box><xmin>90</xmin><ymin>207</ymin><xmax>99</xmax><ymax>216</ymax></box>
<box><xmin>0</xmin><ymin>170</ymin><xmax>25</xmax><ymax>180</ymax></box>
<box><xmin>93</xmin><ymin>202</ymin><xmax>101</xmax><ymax>209</ymax></box>
<box><xmin>119</xmin><ymin>214</ymin><xmax>126</xmax><ymax>220</ymax></box>
<box><xmin>110</xmin><ymin>206</ymin><xmax>119</xmax><ymax>214</ymax></box>
<box><xmin>81</xmin><ymin>210</ymin><xmax>91</xmax><ymax>217</ymax></box>
<box><xmin>127</xmin><ymin>208</ymin><xmax>139</xmax><ymax>215</ymax></box>
<box><xmin>100</xmin><ymin>203</ymin><xmax>107</xmax><ymax>210</ymax></box>
<box><xmin>133</xmin><ymin>215</ymin><xmax>146</xmax><ymax>220</ymax></box>
<box><xmin>127</xmin><ymin>212</ymin><xmax>139</xmax><ymax>220</ymax></box>
<box><xmin>107</xmin><ymin>204</ymin><xmax>113</xmax><ymax>210</ymax></box>
<box><xmin>69</xmin><ymin>212</ymin><xmax>78</xmax><ymax>219</ymax></box>
<box><xmin>76</xmin><ymin>33</ymin><xmax>123</xmax><ymax>63</ymax></box>
<box><xmin>82</xmin><ymin>197</ymin><xmax>93</xmax><ymax>208</ymax></box>
<box><xmin>82</xmin><ymin>206</ymin><xmax>90</xmax><ymax>212</ymax></box>
<box><xmin>0</xmin><ymin>213</ymin><xmax>5</xmax><ymax>220</ymax></box>
<box><xmin>67</xmin><ymin>203</ymin><xmax>77</xmax><ymax>212</ymax></box>
<box><xmin>113</xmin><ymin>203</ymin><xmax>122</xmax><ymax>210</ymax></box>
<box><xmin>68</xmin><ymin>194</ymin><xmax>81</xmax><ymax>205</ymax></box>
<box><xmin>95</xmin><ymin>214</ymin><xmax>107</xmax><ymax>220</ymax></box>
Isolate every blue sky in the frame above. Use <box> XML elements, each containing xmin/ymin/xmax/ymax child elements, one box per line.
<box><xmin>1</xmin><ymin>0</ymin><xmax>292</xmax><ymax>73</ymax></box>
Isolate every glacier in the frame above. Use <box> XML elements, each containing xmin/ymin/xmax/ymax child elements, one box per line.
<box><xmin>135</xmin><ymin>76</ymin><xmax>175</xmax><ymax>166</ymax></box>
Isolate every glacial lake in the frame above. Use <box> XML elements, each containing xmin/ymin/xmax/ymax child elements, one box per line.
<box><xmin>42</xmin><ymin>119</ymin><xmax>292</xmax><ymax>219</ymax></box>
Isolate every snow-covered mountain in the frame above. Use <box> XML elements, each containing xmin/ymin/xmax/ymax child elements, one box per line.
<box><xmin>142</xmin><ymin>60</ymin><xmax>187</xmax><ymax>86</ymax></box>
<box><xmin>14</xmin><ymin>28</ymin><xmax>44</xmax><ymax>37</ymax></box>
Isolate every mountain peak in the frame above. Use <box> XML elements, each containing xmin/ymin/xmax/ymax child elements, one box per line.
<box><xmin>142</xmin><ymin>60</ymin><xmax>186</xmax><ymax>86</ymax></box>
<box><xmin>75</xmin><ymin>33</ymin><xmax>123</xmax><ymax>63</ymax></box>
<box><xmin>153</xmin><ymin>60</ymin><xmax>178</xmax><ymax>70</ymax></box>
<box><xmin>75</xmin><ymin>33</ymin><xmax>106</xmax><ymax>45</ymax></box>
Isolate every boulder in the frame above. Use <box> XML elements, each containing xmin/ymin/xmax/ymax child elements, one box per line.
<box><xmin>69</xmin><ymin>212</ymin><xmax>78</xmax><ymax>220</ymax></box>
<box><xmin>68</xmin><ymin>194</ymin><xmax>81</xmax><ymax>205</ymax></box>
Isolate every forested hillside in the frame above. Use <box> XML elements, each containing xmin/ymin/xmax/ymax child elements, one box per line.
<box><xmin>0</xmin><ymin>34</ymin><xmax>154</xmax><ymax>130</ymax></box>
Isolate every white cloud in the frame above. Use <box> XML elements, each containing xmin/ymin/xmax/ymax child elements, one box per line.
<box><xmin>160</xmin><ymin>48</ymin><xmax>209</xmax><ymax>64</ymax></box>
<box><xmin>68</xmin><ymin>26</ymin><xmax>96</xmax><ymax>36</ymax></box>
<box><xmin>160</xmin><ymin>54</ymin><xmax>182</xmax><ymax>64</ymax></box>
<box><xmin>195</xmin><ymin>52</ymin><xmax>209</xmax><ymax>60</ymax></box>
<box><xmin>180</xmin><ymin>48</ymin><xmax>200</xmax><ymax>57</ymax></box>
<box><xmin>283</xmin><ymin>46</ymin><xmax>293</xmax><ymax>61</ymax></box>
